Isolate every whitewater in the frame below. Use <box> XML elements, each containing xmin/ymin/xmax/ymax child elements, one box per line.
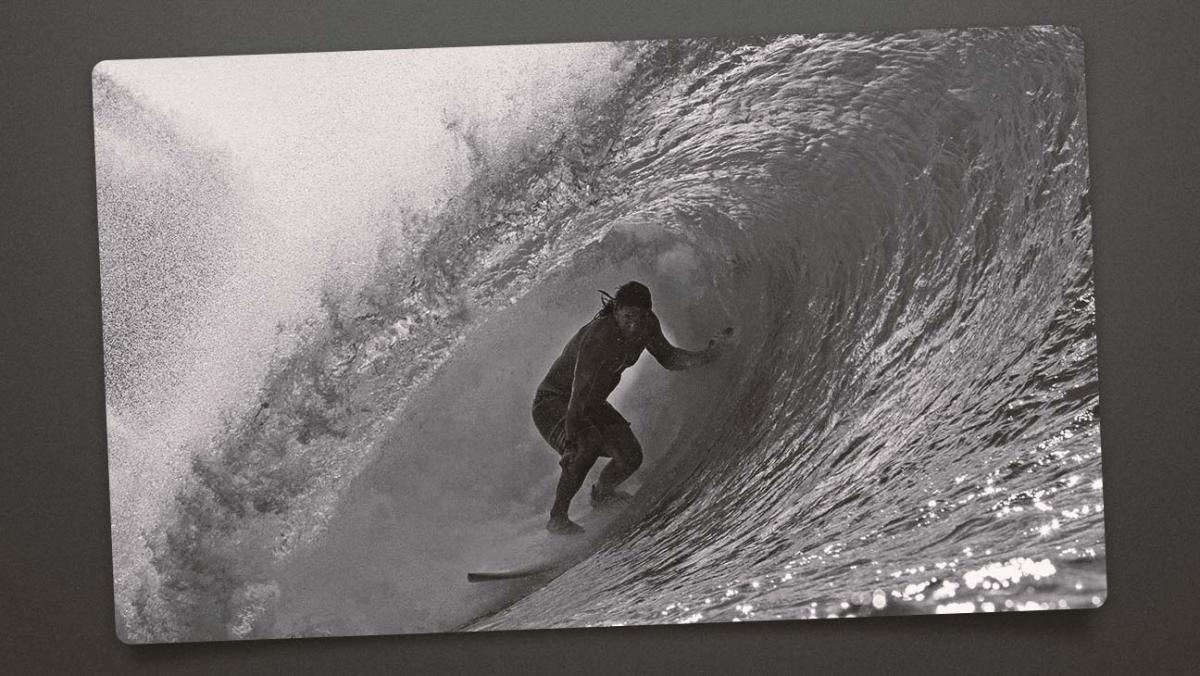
<box><xmin>98</xmin><ymin>27</ymin><xmax>1103</xmax><ymax>641</ymax></box>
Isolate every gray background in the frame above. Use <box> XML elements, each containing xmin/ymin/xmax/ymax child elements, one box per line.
<box><xmin>2</xmin><ymin>0</ymin><xmax>1197</xmax><ymax>673</ymax></box>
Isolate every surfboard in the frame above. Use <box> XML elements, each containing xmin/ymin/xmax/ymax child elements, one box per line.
<box><xmin>466</xmin><ymin>563</ymin><xmax>562</xmax><ymax>582</ymax></box>
<box><xmin>466</xmin><ymin>503</ymin><xmax>623</xmax><ymax>583</ymax></box>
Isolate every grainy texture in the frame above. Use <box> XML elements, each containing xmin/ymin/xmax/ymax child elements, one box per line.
<box><xmin>2</xmin><ymin>0</ymin><xmax>1199</xmax><ymax>674</ymax></box>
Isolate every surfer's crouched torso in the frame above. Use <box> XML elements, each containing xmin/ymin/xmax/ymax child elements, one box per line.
<box><xmin>532</xmin><ymin>313</ymin><xmax>645</xmax><ymax>456</ymax></box>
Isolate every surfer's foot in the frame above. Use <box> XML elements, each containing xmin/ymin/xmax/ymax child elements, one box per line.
<box><xmin>546</xmin><ymin>515</ymin><xmax>585</xmax><ymax>535</ymax></box>
<box><xmin>590</xmin><ymin>485</ymin><xmax>634</xmax><ymax>509</ymax></box>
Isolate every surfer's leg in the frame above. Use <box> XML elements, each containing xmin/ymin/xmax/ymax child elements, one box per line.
<box><xmin>550</xmin><ymin>434</ymin><xmax>601</xmax><ymax>527</ymax></box>
<box><xmin>593</xmin><ymin>423</ymin><xmax>642</xmax><ymax>500</ymax></box>
<box><xmin>534</xmin><ymin>392</ymin><xmax>589</xmax><ymax>532</ymax></box>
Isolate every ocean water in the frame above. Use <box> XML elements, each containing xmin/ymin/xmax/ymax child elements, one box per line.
<box><xmin>465</xmin><ymin>27</ymin><xmax>1103</xmax><ymax>630</ymax></box>
<box><xmin>99</xmin><ymin>27</ymin><xmax>1103</xmax><ymax>641</ymax></box>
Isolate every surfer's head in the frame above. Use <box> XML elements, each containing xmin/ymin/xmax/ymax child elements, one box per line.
<box><xmin>612</xmin><ymin>281</ymin><xmax>652</xmax><ymax>341</ymax></box>
<box><xmin>614</xmin><ymin>281</ymin><xmax>652</xmax><ymax>311</ymax></box>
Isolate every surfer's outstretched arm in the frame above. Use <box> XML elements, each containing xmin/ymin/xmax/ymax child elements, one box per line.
<box><xmin>646</xmin><ymin>314</ymin><xmax>733</xmax><ymax>371</ymax></box>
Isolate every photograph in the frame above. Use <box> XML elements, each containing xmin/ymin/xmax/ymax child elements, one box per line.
<box><xmin>94</xmin><ymin>26</ymin><xmax>1105</xmax><ymax>643</ymax></box>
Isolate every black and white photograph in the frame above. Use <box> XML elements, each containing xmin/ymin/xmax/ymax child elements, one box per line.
<box><xmin>94</xmin><ymin>26</ymin><xmax>1105</xmax><ymax>643</ymax></box>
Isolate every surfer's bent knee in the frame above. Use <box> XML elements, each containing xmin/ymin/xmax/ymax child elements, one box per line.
<box><xmin>610</xmin><ymin>427</ymin><xmax>643</xmax><ymax>471</ymax></box>
<box><xmin>560</xmin><ymin>442</ymin><xmax>597</xmax><ymax>478</ymax></box>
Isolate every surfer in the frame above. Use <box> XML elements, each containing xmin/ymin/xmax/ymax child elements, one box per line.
<box><xmin>533</xmin><ymin>281</ymin><xmax>733</xmax><ymax>534</ymax></box>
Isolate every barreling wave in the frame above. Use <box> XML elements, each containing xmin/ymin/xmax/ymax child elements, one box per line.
<box><xmin>116</xmin><ymin>28</ymin><xmax>1102</xmax><ymax>641</ymax></box>
<box><xmin>470</xmin><ymin>26</ymin><xmax>1102</xmax><ymax>629</ymax></box>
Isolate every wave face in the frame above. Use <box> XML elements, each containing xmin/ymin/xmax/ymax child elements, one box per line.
<box><xmin>462</xmin><ymin>28</ymin><xmax>1102</xmax><ymax>628</ymax></box>
<box><xmin>104</xmin><ymin>28</ymin><xmax>1102</xmax><ymax>640</ymax></box>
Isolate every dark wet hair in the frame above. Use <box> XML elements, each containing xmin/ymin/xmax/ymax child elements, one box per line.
<box><xmin>596</xmin><ymin>281</ymin><xmax>652</xmax><ymax>318</ymax></box>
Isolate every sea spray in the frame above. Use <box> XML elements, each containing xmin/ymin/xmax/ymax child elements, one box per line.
<box><xmin>98</xmin><ymin>29</ymin><xmax>1103</xmax><ymax>639</ymax></box>
<box><xmin>101</xmin><ymin>39</ymin><xmax>689</xmax><ymax>641</ymax></box>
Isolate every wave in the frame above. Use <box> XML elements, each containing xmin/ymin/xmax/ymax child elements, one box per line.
<box><xmin>114</xmin><ymin>28</ymin><xmax>1102</xmax><ymax>641</ymax></box>
<box><xmin>473</xmin><ymin>26</ymin><xmax>1102</xmax><ymax>628</ymax></box>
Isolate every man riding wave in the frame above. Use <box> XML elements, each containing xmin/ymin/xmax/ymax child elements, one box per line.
<box><xmin>532</xmin><ymin>281</ymin><xmax>733</xmax><ymax>534</ymax></box>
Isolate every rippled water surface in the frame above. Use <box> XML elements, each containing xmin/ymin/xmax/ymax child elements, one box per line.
<box><xmin>101</xmin><ymin>27</ymin><xmax>1103</xmax><ymax>641</ymax></box>
<box><xmin>468</xmin><ymin>27</ymin><xmax>1103</xmax><ymax>630</ymax></box>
